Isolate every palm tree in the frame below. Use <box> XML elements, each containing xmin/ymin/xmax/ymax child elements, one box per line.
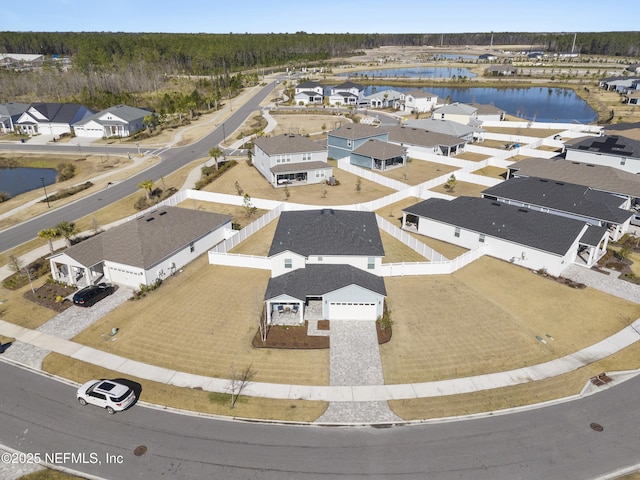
<box><xmin>56</xmin><ymin>221</ymin><xmax>78</xmax><ymax>248</ymax></box>
<box><xmin>38</xmin><ymin>227</ymin><xmax>61</xmax><ymax>255</ymax></box>
<box><xmin>138</xmin><ymin>180</ymin><xmax>154</xmax><ymax>200</ymax></box>
<box><xmin>208</xmin><ymin>147</ymin><xmax>223</xmax><ymax>171</ymax></box>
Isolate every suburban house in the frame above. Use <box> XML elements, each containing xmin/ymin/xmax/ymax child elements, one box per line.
<box><xmin>397</xmin><ymin>89</ymin><xmax>439</xmax><ymax>113</ymax></box>
<box><xmin>73</xmin><ymin>104</ymin><xmax>151</xmax><ymax>138</ymax></box>
<box><xmin>481</xmin><ymin>176</ymin><xmax>633</xmax><ymax>241</ymax></box>
<box><xmin>15</xmin><ymin>103</ymin><xmax>95</xmax><ymax>136</ymax></box>
<box><xmin>470</xmin><ymin>103</ymin><xmax>506</xmax><ymax>122</ymax></box>
<box><xmin>252</xmin><ymin>133</ymin><xmax>332</xmax><ymax>187</ymax></box>
<box><xmin>624</xmin><ymin>89</ymin><xmax>640</xmax><ymax>105</ymax></box>
<box><xmin>328</xmin><ymin>81</ymin><xmax>364</xmax><ymax>106</ymax></box>
<box><xmin>598</xmin><ymin>77</ymin><xmax>640</xmax><ymax>94</ymax></box>
<box><xmin>507</xmin><ymin>157</ymin><xmax>640</xmax><ymax>208</ymax></box>
<box><xmin>384</xmin><ymin>125</ymin><xmax>467</xmax><ymax>156</ymax></box>
<box><xmin>0</xmin><ymin>53</ymin><xmax>45</xmax><ymax>70</ymax></box>
<box><xmin>603</xmin><ymin>122</ymin><xmax>640</xmax><ymax>141</ymax></box>
<box><xmin>402</xmin><ymin>196</ymin><xmax>608</xmax><ymax>276</ymax></box>
<box><xmin>294</xmin><ymin>80</ymin><xmax>324</xmax><ymax>105</ymax></box>
<box><xmin>350</xmin><ymin>138</ymin><xmax>407</xmax><ymax>171</ymax></box>
<box><xmin>432</xmin><ymin>102</ymin><xmax>478</xmax><ymax>125</ymax></box>
<box><xmin>564</xmin><ymin>135</ymin><xmax>640</xmax><ymax>174</ymax></box>
<box><xmin>403</xmin><ymin>118</ymin><xmax>482</xmax><ymax>142</ymax></box>
<box><xmin>486</xmin><ymin>65</ymin><xmax>516</xmax><ymax>76</ymax></box>
<box><xmin>264</xmin><ymin>209</ymin><xmax>386</xmax><ymax>323</ymax></box>
<box><xmin>49</xmin><ymin>207</ymin><xmax>232</xmax><ymax>289</ymax></box>
<box><xmin>327</xmin><ymin>123</ymin><xmax>388</xmax><ymax>160</ymax></box>
<box><xmin>359</xmin><ymin>89</ymin><xmax>403</xmax><ymax>109</ymax></box>
<box><xmin>0</xmin><ymin>102</ymin><xmax>29</xmax><ymax>133</ymax></box>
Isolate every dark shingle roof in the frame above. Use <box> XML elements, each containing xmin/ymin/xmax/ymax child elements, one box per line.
<box><xmin>333</xmin><ymin>81</ymin><xmax>364</xmax><ymax>90</ymax></box>
<box><xmin>403</xmin><ymin>196</ymin><xmax>587</xmax><ymax>255</ymax></box>
<box><xmin>264</xmin><ymin>264</ymin><xmax>386</xmax><ymax>301</ymax></box>
<box><xmin>509</xmin><ymin>157</ymin><xmax>640</xmax><ymax>199</ymax></box>
<box><xmin>75</xmin><ymin>104</ymin><xmax>151</xmax><ymax>126</ymax></box>
<box><xmin>29</xmin><ymin>103</ymin><xmax>94</xmax><ymax>124</ymax></box>
<box><xmin>254</xmin><ymin>133</ymin><xmax>326</xmax><ymax>155</ymax></box>
<box><xmin>268</xmin><ymin>209</ymin><xmax>384</xmax><ymax>257</ymax></box>
<box><xmin>566</xmin><ymin>135</ymin><xmax>640</xmax><ymax>159</ymax></box>
<box><xmin>328</xmin><ymin>123</ymin><xmax>384</xmax><ymax>140</ymax></box>
<box><xmin>383</xmin><ymin>125</ymin><xmax>465</xmax><ymax>148</ymax></box>
<box><xmin>62</xmin><ymin>207</ymin><xmax>232</xmax><ymax>269</ymax></box>
<box><xmin>482</xmin><ymin>177</ymin><xmax>632</xmax><ymax>224</ymax></box>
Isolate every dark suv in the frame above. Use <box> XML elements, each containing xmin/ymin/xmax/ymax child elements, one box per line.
<box><xmin>72</xmin><ymin>283</ymin><xmax>115</xmax><ymax>307</ymax></box>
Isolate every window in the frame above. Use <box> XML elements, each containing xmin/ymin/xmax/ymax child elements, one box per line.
<box><xmin>190</xmin><ymin>243</ymin><xmax>195</xmax><ymax>253</ymax></box>
<box><xmin>621</xmin><ymin>158</ymin><xmax>627</xmax><ymax>166</ymax></box>
<box><xmin>454</xmin><ymin>227</ymin><xmax>461</xmax><ymax>238</ymax></box>
<box><xmin>347</xmin><ymin>139</ymin><xmax>352</xmax><ymax>147</ymax></box>
<box><xmin>284</xmin><ymin>258</ymin><xmax>292</xmax><ymax>269</ymax></box>
<box><xmin>367</xmin><ymin>257</ymin><xmax>375</xmax><ymax>269</ymax></box>
<box><xmin>302</xmin><ymin>152</ymin><xmax>312</xmax><ymax>161</ymax></box>
<box><xmin>479</xmin><ymin>234</ymin><xmax>485</xmax><ymax>243</ymax></box>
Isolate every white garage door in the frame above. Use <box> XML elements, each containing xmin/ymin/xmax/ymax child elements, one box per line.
<box><xmin>329</xmin><ymin>302</ymin><xmax>377</xmax><ymax>321</ymax></box>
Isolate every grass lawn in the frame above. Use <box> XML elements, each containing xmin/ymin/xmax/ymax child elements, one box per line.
<box><xmin>430</xmin><ymin>180</ymin><xmax>487</xmax><ymax>197</ymax></box>
<box><xmin>0</xmin><ymin>275</ymin><xmax>57</xmax><ymax>330</ymax></box>
<box><xmin>63</xmin><ymin>256</ymin><xmax>330</xmax><ymax>386</ymax></box>
<box><xmin>268</xmin><ymin>114</ymin><xmax>334</xmax><ymax>137</ymax></box>
<box><xmin>379</xmin><ymin>159</ymin><xmax>457</xmax><ymax>185</ymax></box>
<box><xmin>380</xmin><ymin>256</ymin><xmax>640</xmax><ymax>386</ymax></box>
<box><xmin>471</xmin><ymin>165</ymin><xmax>508</xmax><ymax>179</ymax></box>
<box><xmin>455</xmin><ymin>152</ymin><xmax>491</xmax><ymax>162</ymax></box>
<box><xmin>482</xmin><ymin>127</ymin><xmax>564</xmax><ymax>138</ymax></box>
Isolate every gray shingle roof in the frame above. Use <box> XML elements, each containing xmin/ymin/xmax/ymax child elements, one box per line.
<box><xmin>403</xmin><ymin>118</ymin><xmax>480</xmax><ymax>138</ymax></box>
<box><xmin>352</xmin><ymin>138</ymin><xmax>406</xmax><ymax>160</ymax></box>
<box><xmin>383</xmin><ymin>125</ymin><xmax>466</xmax><ymax>148</ymax></box>
<box><xmin>566</xmin><ymin>135</ymin><xmax>640</xmax><ymax>159</ymax></box>
<box><xmin>74</xmin><ymin>104</ymin><xmax>151</xmax><ymax>126</ymax></box>
<box><xmin>509</xmin><ymin>157</ymin><xmax>640</xmax><ymax>199</ymax></box>
<box><xmin>29</xmin><ymin>103</ymin><xmax>94</xmax><ymax>124</ymax></box>
<box><xmin>268</xmin><ymin>209</ymin><xmax>384</xmax><ymax>257</ymax></box>
<box><xmin>405</xmin><ymin>89</ymin><xmax>437</xmax><ymax>98</ymax></box>
<box><xmin>403</xmin><ymin>196</ymin><xmax>587</xmax><ymax>255</ymax></box>
<box><xmin>254</xmin><ymin>133</ymin><xmax>326</xmax><ymax>155</ymax></box>
<box><xmin>62</xmin><ymin>207</ymin><xmax>231</xmax><ymax>269</ymax></box>
<box><xmin>333</xmin><ymin>81</ymin><xmax>364</xmax><ymax>90</ymax></box>
<box><xmin>433</xmin><ymin>102</ymin><xmax>477</xmax><ymax>115</ymax></box>
<box><xmin>328</xmin><ymin>123</ymin><xmax>384</xmax><ymax>140</ymax></box>
<box><xmin>469</xmin><ymin>103</ymin><xmax>505</xmax><ymax>115</ymax></box>
<box><xmin>482</xmin><ymin>177</ymin><xmax>632</xmax><ymax>224</ymax></box>
<box><xmin>296</xmin><ymin>81</ymin><xmax>323</xmax><ymax>89</ymax></box>
<box><xmin>264</xmin><ymin>264</ymin><xmax>386</xmax><ymax>301</ymax></box>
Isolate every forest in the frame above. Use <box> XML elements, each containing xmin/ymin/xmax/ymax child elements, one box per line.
<box><xmin>0</xmin><ymin>31</ymin><xmax>639</xmax><ymax>113</ymax></box>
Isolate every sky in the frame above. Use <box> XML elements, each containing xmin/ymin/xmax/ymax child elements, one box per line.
<box><xmin>1</xmin><ymin>0</ymin><xmax>636</xmax><ymax>34</ymax></box>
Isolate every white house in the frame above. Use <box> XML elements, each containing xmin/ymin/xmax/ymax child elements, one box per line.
<box><xmin>329</xmin><ymin>81</ymin><xmax>364</xmax><ymax>106</ymax></box>
<box><xmin>432</xmin><ymin>102</ymin><xmax>478</xmax><ymax>125</ymax></box>
<box><xmin>253</xmin><ymin>133</ymin><xmax>332</xmax><ymax>187</ymax></box>
<box><xmin>0</xmin><ymin>102</ymin><xmax>29</xmax><ymax>133</ymax></box>
<box><xmin>384</xmin><ymin>125</ymin><xmax>468</xmax><ymax>156</ymax></box>
<box><xmin>404</xmin><ymin>118</ymin><xmax>482</xmax><ymax>142</ymax></box>
<box><xmin>564</xmin><ymin>135</ymin><xmax>640</xmax><ymax>174</ymax></box>
<box><xmin>470</xmin><ymin>103</ymin><xmax>506</xmax><ymax>122</ymax></box>
<box><xmin>15</xmin><ymin>103</ymin><xmax>94</xmax><ymax>136</ymax></box>
<box><xmin>73</xmin><ymin>104</ymin><xmax>151</xmax><ymax>138</ymax></box>
<box><xmin>49</xmin><ymin>207</ymin><xmax>233</xmax><ymax>289</ymax></box>
<box><xmin>264</xmin><ymin>209</ymin><xmax>386</xmax><ymax>324</ymax></box>
<box><xmin>402</xmin><ymin>196</ymin><xmax>608</xmax><ymax>276</ymax></box>
<box><xmin>397</xmin><ymin>89</ymin><xmax>439</xmax><ymax>113</ymax></box>
<box><xmin>294</xmin><ymin>81</ymin><xmax>324</xmax><ymax>105</ymax></box>
<box><xmin>359</xmin><ymin>89</ymin><xmax>403</xmax><ymax>109</ymax></box>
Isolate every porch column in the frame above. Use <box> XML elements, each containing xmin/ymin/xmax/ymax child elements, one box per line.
<box><xmin>587</xmin><ymin>245</ymin><xmax>596</xmax><ymax>266</ymax></box>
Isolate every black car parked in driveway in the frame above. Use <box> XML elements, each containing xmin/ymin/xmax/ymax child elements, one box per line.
<box><xmin>72</xmin><ymin>283</ymin><xmax>115</xmax><ymax>307</ymax></box>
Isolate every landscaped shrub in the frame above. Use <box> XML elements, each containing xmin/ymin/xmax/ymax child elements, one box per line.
<box><xmin>41</xmin><ymin>181</ymin><xmax>93</xmax><ymax>203</ymax></box>
<box><xmin>57</xmin><ymin>163</ymin><xmax>76</xmax><ymax>182</ymax></box>
<box><xmin>194</xmin><ymin>160</ymin><xmax>237</xmax><ymax>190</ymax></box>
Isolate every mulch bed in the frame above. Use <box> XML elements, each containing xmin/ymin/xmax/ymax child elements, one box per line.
<box><xmin>252</xmin><ymin>321</ymin><xmax>392</xmax><ymax>349</ymax></box>
<box><xmin>23</xmin><ymin>282</ymin><xmax>75</xmax><ymax>312</ymax></box>
<box><xmin>532</xmin><ymin>269</ymin><xmax>586</xmax><ymax>289</ymax></box>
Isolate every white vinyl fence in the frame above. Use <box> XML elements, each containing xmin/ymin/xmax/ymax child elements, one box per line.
<box><xmin>380</xmin><ymin>245</ymin><xmax>488</xmax><ymax>277</ymax></box>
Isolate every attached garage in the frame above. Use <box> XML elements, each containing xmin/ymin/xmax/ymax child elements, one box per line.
<box><xmin>328</xmin><ymin>302</ymin><xmax>378</xmax><ymax>321</ymax></box>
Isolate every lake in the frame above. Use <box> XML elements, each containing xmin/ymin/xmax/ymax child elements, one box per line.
<box><xmin>341</xmin><ymin>66</ymin><xmax>476</xmax><ymax>79</ymax></box>
<box><xmin>362</xmin><ymin>85</ymin><xmax>597</xmax><ymax>123</ymax></box>
<box><xmin>0</xmin><ymin>167</ymin><xmax>57</xmax><ymax>198</ymax></box>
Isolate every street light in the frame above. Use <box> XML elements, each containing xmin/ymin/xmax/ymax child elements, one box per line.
<box><xmin>40</xmin><ymin>177</ymin><xmax>50</xmax><ymax>208</ymax></box>
<box><xmin>222</xmin><ymin>123</ymin><xmax>226</xmax><ymax>142</ymax></box>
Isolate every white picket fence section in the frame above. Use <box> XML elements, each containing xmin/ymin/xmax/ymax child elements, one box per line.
<box><xmin>337</xmin><ymin>158</ymin><xmax>409</xmax><ymax>191</ymax></box>
<box><xmin>482</xmin><ymin>120</ymin><xmax>602</xmax><ymax>134</ymax></box>
<box><xmin>380</xmin><ymin>245</ymin><xmax>488</xmax><ymax>277</ymax></box>
<box><xmin>376</xmin><ymin>214</ymin><xmax>448</xmax><ymax>262</ymax></box>
<box><xmin>208</xmin><ymin>252</ymin><xmax>271</xmax><ymax>270</ymax></box>
<box><xmin>211</xmin><ymin>205</ymin><xmax>284</xmax><ymax>254</ymax></box>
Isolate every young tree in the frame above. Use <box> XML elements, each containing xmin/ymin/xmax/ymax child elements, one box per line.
<box><xmin>283</xmin><ymin>185</ymin><xmax>290</xmax><ymax>200</ymax></box>
<box><xmin>227</xmin><ymin>364</ymin><xmax>256</xmax><ymax>408</ymax></box>
<box><xmin>243</xmin><ymin>193</ymin><xmax>257</xmax><ymax>217</ymax></box>
<box><xmin>234</xmin><ymin>181</ymin><xmax>244</xmax><ymax>196</ymax></box>
<box><xmin>56</xmin><ymin>221</ymin><xmax>78</xmax><ymax>248</ymax></box>
<box><xmin>208</xmin><ymin>147</ymin><xmax>223</xmax><ymax>171</ymax></box>
<box><xmin>138</xmin><ymin>180</ymin><xmax>155</xmax><ymax>200</ymax></box>
<box><xmin>38</xmin><ymin>227</ymin><xmax>61</xmax><ymax>255</ymax></box>
<box><xmin>355</xmin><ymin>177</ymin><xmax>362</xmax><ymax>193</ymax></box>
<box><xmin>444</xmin><ymin>174</ymin><xmax>457</xmax><ymax>193</ymax></box>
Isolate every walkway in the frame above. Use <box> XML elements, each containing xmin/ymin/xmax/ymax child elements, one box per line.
<box><xmin>563</xmin><ymin>264</ymin><xmax>640</xmax><ymax>304</ymax></box>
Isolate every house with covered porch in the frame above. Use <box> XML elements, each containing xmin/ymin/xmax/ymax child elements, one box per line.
<box><xmin>253</xmin><ymin>133</ymin><xmax>332</xmax><ymax>187</ymax></box>
<box><xmin>384</xmin><ymin>125</ymin><xmax>467</xmax><ymax>156</ymax></box>
<box><xmin>327</xmin><ymin>123</ymin><xmax>388</xmax><ymax>160</ymax></box>
<box><xmin>264</xmin><ymin>209</ymin><xmax>386</xmax><ymax>324</ymax></box>
<box><xmin>402</xmin><ymin>196</ymin><xmax>608</xmax><ymax>276</ymax></box>
<box><xmin>15</xmin><ymin>102</ymin><xmax>94</xmax><ymax>136</ymax></box>
<box><xmin>350</xmin><ymin>138</ymin><xmax>407</xmax><ymax>171</ymax></box>
<box><xmin>49</xmin><ymin>207</ymin><xmax>232</xmax><ymax>289</ymax></box>
<box><xmin>73</xmin><ymin>104</ymin><xmax>151</xmax><ymax>138</ymax></box>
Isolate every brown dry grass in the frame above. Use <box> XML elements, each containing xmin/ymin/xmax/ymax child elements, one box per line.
<box><xmin>0</xmin><ymin>275</ymin><xmax>55</xmax><ymax>329</ymax></box>
<box><xmin>430</xmin><ymin>180</ymin><xmax>487</xmax><ymax>197</ymax></box>
<box><xmin>379</xmin><ymin>159</ymin><xmax>456</xmax><ymax>185</ymax></box>
<box><xmin>43</xmin><ymin>353</ymin><xmax>327</xmax><ymax>422</ymax></box>
<box><xmin>482</xmin><ymin>127</ymin><xmax>564</xmax><ymax>138</ymax></box>
<box><xmin>455</xmin><ymin>152</ymin><xmax>491</xmax><ymax>162</ymax></box>
<box><xmin>471</xmin><ymin>165</ymin><xmax>508</xmax><ymax>179</ymax></box>
<box><xmin>66</xmin><ymin>257</ymin><xmax>330</xmax><ymax>386</ymax></box>
<box><xmin>381</xmin><ymin>256</ymin><xmax>640</xmax><ymax>386</ymax></box>
<box><xmin>268</xmin><ymin>114</ymin><xmax>334</xmax><ymax>137</ymax></box>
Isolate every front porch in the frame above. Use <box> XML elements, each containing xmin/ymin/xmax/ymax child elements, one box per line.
<box><xmin>50</xmin><ymin>257</ymin><xmax>104</xmax><ymax>288</ymax></box>
<box><xmin>276</xmin><ymin>172</ymin><xmax>308</xmax><ymax>186</ymax></box>
<box><xmin>267</xmin><ymin>299</ymin><xmax>323</xmax><ymax>326</ymax></box>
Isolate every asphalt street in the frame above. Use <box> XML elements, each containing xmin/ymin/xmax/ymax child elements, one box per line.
<box><xmin>0</xmin><ymin>80</ymin><xmax>276</xmax><ymax>253</ymax></box>
<box><xmin>0</xmin><ymin>361</ymin><xmax>638</xmax><ymax>479</ymax></box>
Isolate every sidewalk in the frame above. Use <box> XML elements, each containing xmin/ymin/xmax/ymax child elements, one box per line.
<box><xmin>1</xmin><ymin>318</ymin><xmax>638</xmax><ymax>403</ymax></box>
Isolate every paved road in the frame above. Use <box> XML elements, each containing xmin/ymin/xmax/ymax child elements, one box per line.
<box><xmin>0</xmin><ymin>81</ymin><xmax>276</xmax><ymax>253</ymax></box>
<box><xmin>0</xmin><ymin>361</ymin><xmax>638</xmax><ymax>480</ymax></box>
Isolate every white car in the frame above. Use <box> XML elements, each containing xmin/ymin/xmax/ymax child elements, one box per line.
<box><xmin>77</xmin><ymin>379</ymin><xmax>136</xmax><ymax>414</ymax></box>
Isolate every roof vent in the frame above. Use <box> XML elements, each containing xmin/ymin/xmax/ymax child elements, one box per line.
<box><xmin>146</xmin><ymin>217</ymin><xmax>155</xmax><ymax>222</ymax></box>
<box><xmin>491</xmin><ymin>202</ymin><xmax>501</xmax><ymax>206</ymax></box>
<box><xmin>518</xmin><ymin>208</ymin><xmax>528</xmax><ymax>213</ymax></box>
<box><xmin>555</xmin><ymin>182</ymin><xmax>564</xmax><ymax>186</ymax></box>
<box><xmin>159</xmin><ymin>211</ymin><xmax>167</xmax><ymax>216</ymax></box>
<box><xmin>540</xmin><ymin>179</ymin><xmax>548</xmax><ymax>182</ymax></box>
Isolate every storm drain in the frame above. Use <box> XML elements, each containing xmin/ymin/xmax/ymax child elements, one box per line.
<box><xmin>590</xmin><ymin>423</ymin><xmax>604</xmax><ymax>432</ymax></box>
<box><xmin>134</xmin><ymin>445</ymin><xmax>148</xmax><ymax>456</ymax></box>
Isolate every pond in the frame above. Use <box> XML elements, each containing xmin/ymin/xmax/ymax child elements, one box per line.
<box><xmin>0</xmin><ymin>167</ymin><xmax>57</xmax><ymax>198</ymax></box>
<box><xmin>362</xmin><ymin>85</ymin><xmax>597</xmax><ymax>123</ymax></box>
<box><xmin>341</xmin><ymin>66</ymin><xmax>476</xmax><ymax>79</ymax></box>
